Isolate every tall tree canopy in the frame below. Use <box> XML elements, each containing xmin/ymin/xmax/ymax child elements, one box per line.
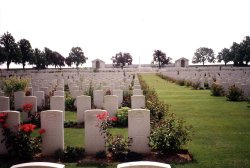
<box><xmin>0</xmin><ymin>32</ymin><xmax>21</xmax><ymax>70</ymax></box>
<box><xmin>192</xmin><ymin>47</ymin><xmax>215</xmax><ymax>66</ymax></box>
<box><xmin>44</xmin><ymin>47</ymin><xmax>53</xmax><ymax>68</ymax></box>
<box><xmin>153</xmin><ymin>50</ymin><xmax>171</xmax><ymax>68</ymax></box>
<box><xmin>111</xmin><ymin>52</ymin><xmax>133</xmax><ymax>69</ymax></box>
<box><xmin>217</xmin><ymin>48</ymin><xmax>232</xmax><ymax>66</ymax></box>
<box><xmin>51</xmin><ymin>51</ymin><xmax>65</xmax><ymax>69</ymax></box>
<box><xmin>67</xmin><ymin>47</ymin><xmax>88</xmax><ymax>68</ymax></box>
<box><xmin>33</xmin><ymin>48</ymin><xmax>46</xmax><ymax>70</ymax></box>
<box><xmin>18</xmin><ymin>39</ymin><xmax>33</xmax><ymax>70</ymax></box>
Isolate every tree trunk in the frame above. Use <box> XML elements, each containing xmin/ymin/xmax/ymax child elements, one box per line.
<box><xmin>7</xmin><ymin>61</ymin><xmax>10</xmax><ymax>70</ymax></box>
<box><xmin>202</xmin><ymin>61</ymin><xmax>205</xmax><ymax>67</ymax></box>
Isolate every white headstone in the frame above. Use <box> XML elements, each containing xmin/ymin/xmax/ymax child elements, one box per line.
<box><xmin>131</xmin><ymin>95</ymin><xmax>145</xmax><ymax>109</ymax></box>
<box><xmin>0</xmin><ymin>96</ymin><xmax>10</xmax><ymax>111</ymax></box>
<box><xmin>128</xmin><ymin>109</ymin><xmax>150</xmax><ymax>153</ymax></box>
<box><xmin>93</xmin><ymin>90</ymin><xmax>104</xmax><ymax>109</ymax></box>
<box><xmin>10</xmin><ymin>162</ymin><xmax>65</xmax><ymax>168</ymax></box>
<box><xmin>50</xmin><ymin>96</ymin><xmax>65</xmax><ymax>120</ymax></box>
<box><xmin>104</xmin><ymin>95</ymin><xmax>118</xmax><ymax>116</ymax></box>
<box><xmin>85</xmin><ymin>109</ymin><xmax>106</xmax><ymax>154</ymax></box>
<box><xmin>118</xmin><ymin>161</ymin><xmax>171</xmax><ymax>168</ymax></box>
<box><xmin>54</xmin><ymin>91</ymin><xmax>65</xmax><ymax>97</ymax></box>
<box><xmin>40</xmin><ymin>87</ymin><xmax>49</xmax><ymax>96</ymax></box>
<box><xmin>112</xmin><ymin>89</ymin><xmax>123</xmax><ymax>107</ymax></box>
<box><xmin>77</xmin><ymin>95</ymin><xmax>91</xmax><ymax>123</ymax></box>
<box><xmin>133</xmin><ymin>89</ymin><xmax>143</xmax><ymax>95</ymax></box>
<box><xmin>14</xmin><ymin>91</ymin><xmax>25</xmax><ymax>110</ymax></box>
<box><xmin>34</xmin><ymin>91</ymin><xmax>45</xmax><ymax>108</ymax></box>
<box><xmin>41</xmin><ymin>110</ymin><xmax>64</xmax><ymax>155</ymax></box>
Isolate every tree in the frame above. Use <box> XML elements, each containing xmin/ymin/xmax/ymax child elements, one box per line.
<box><xmin>18</xmin><ymin>39</ymin><xmax>33</xmax><ymax>70</ymax></box>
<box><xmin>244</xmin><ymin>45</ymin><xmax>250</xmax><ymax>65</ymax></box>
<box><xmin>0</xmin><ymin>46</ymin><xmax>6</xmax><ymax>65</ymax></box>
<box><xmin>230</xmin><ymin>42</ymin><xmax>241</xmax><ymax>66</ymax></box>
<box><xmin>65</xmin><ymin>56</ymin><xmax>73</xmax><ymax>67</ymax></box>
<box><xmin>44</xmin><ymin>47</ymin><xmax>53</xmax><ymax>68</ymax></box>
<box><xmin>192</xmin><ymin>47</ymin><xmax>215</xmax><ymax>66</ymax></box>
<box><xmin>67</xmin><ymin>47</ymin><xmax>88</xmax><ymax>68</ymax></box>
<box><xmin>217</xmin><ymin>48</ymin><xmax>232</xmax><ymax>66</ymax></box>
<box><xmin>0</xmin><ymin>32</ymin><xmax>21</xmax><ymax>70</ymax></box>
<box><xmin>153</xmin><ymin>50</ymin><xmax>171</xmax><ymax>68</ymax></box>
<box><xmin>51</xmin><ymin>51</ymin><xmax>65</xmax><ymax>69</ymax></box>
<box><xmin>33</xmin><ymin>48</ymin><xmax>46</xmax><ymax>70</ymax></box>
<box><xmin>111</xmin><ymin>52</ymin><xmax>133</xmax><ymax>69</ymax></box>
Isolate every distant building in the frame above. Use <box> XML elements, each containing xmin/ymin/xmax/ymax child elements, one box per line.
<box><xmin>92</xmin><ymin>59</ymin><xmax>105</xmax><ymax>69</ymax></box>
<box><xmin>175</xmin><ymin>57</ymin><xmax>189</xmax><ymax>67</ymax></box>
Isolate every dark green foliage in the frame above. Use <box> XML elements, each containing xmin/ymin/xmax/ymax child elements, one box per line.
<box><xmin>122</xmin><ymin>91</ymin><xmax>132</xmax><ymax>108</ymax></box>
<box><xmin>192</xmin><ymin>47</ymin><xmax>215</xmax><ymax>66</ymax></box>
<box><xmin>149</xmin><ymin>114</ymin><xmax>193</xmax><ymax>155</ymax></box>
<box><xmin>54</xmin><ymin>146</ymin><xmax>85</xmax><ymax>162</ymax></box>
<box><xmin>153</xmin><ymin>50</ymin><xmax>172</xmax><ymax>68</ymax></box>
<box><xmin>138</xmin><ymin>74</ymin><xmax>168</xmax><ymax>122</ymax></box>
<box><xmin>95</xmin><ymin>151</ymin><xmax>106</xmax><ymax>159</ymax></box>
<box><xmin>176</xmin><ymin>79</ymin><xmax>185</xmax><ymax>86</ymax></box>
<box><xmin>226</xmin><ymin>85</ymin><xmax>244</xmax><ymax>101</ymax></box>
<box><xmin>65</xmin><ymin>97</ymin><xmax>76</xmax><ymax>111</ymax></box>
<box><xmin>191</xmin><ymin>81</ymin><xmax>200</xmax><ymax>90</ymax></box>
<box><xmin>111</xmin><ymin>52</ymin><xmax>133</xmax><ymax>69</ymax></box>
<box><xmin>64</xmin><ymin>120</ymin><xmax>78</xmax><ymax>128</ymax></box>
<box><xmin>115</xmin><ymin>107</ymin><xmax>130</xmax><ymax>127</ymax></box>
<box><xmin>210</xmin><ymin>83</ymin><xmax>224</xmax><ymax>96</ymax></box>
<box><xmin>106</xmin><ymin>135</ymin><xmax>132</xmax><ymax>161</ymax></box>
<box><xmin>66</xmin><ymin>47</ymin><xmax>88</xmax><ymax>68</ymax></box>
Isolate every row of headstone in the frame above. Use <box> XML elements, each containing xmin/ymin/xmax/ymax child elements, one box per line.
<box><xmin>0</xmin><ymin>109</ymin><xmax>150</xmax><ymax>156</ymax></box>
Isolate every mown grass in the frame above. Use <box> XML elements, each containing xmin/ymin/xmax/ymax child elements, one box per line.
<box><xmin>141</xmin><ymin>73</ymin><xmax>250</xmax><ymax>168</ymax></box>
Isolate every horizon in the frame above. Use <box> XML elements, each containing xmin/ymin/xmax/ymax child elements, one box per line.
<box><xmin>1</xmin><ymin>0</ymin><xmax>250</xmax><ymax>69</ymax></box>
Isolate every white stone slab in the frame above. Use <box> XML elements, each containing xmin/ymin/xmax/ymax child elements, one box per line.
<box><xmin>0</xmin><ymin>96</ymin><xmax>10</xmax><ymax>111</ymax></box>
<box><xmin>41</xmin><ymin>110</ymin><xmax>64</xmax><ymax>156</ymax></box>
<box><xmin>131</xmin><ymin>95</ymin><xmax>145</xmax><ymax>109</ymax></box>
<box><xmin>117</xmin><ymin>161</ymin><xmax>171</xmax><ymax>168</ymax></box>
<box><xmin>104</xmin><ymin>95</ymin><xmax>118</xmax><ymax>116</ymax></box>
<box><xmin>77</xmin><ymin>95</ymin><xmax>91</xmax><ymax>123</ymax></box>
<box><xmin>85</xmin><ymin>109</ymin><xmax>106</xmax><ymax>154</ymax></box>
<box><xmin>10</xmin><ymin>162</ymin><xmax>65</xmax><ymax>168</ymax></box>
<box><xmin>128</xmin><ymin>109</ymin><xmax>150</xmax><ymax>153</ymax></box>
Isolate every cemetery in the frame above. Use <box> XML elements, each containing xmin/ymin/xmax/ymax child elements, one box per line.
<box><xmin>0</xmin><ymin>66</ymin><xmax>249</xmax><ymax>168</ymax></box>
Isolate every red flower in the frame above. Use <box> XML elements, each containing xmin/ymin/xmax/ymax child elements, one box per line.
<box><xmin>97</xmin><ymin>111</ymin><xmax>109</xmax><ymax>120</ymax></box>
<box><xmin>3</xmin><ymin>124</ymin><xmax>8</xmax><ymax>128</ymax></box>
<box><xmin>38</xmin><ymin>129</ymin><xmax>46</xmax><ymax>135</ymax></box>
<box><xmin>0</xmin><ymin>113</ymin><xmax>8</xmax><ymax>118</ymax></box>
<box><xmin>20</xmin><ymin>124</ymin><xmax>37</xmax><ymax>133</ymax></box>
<box><xmin>109</xmin><ymin>116</ymin><xmax>118</xmax><ymax>122</ymax></box>
<box><xmin>22</xmin><ymin>104</ymin><xmax>33</xmax><ymax>112</ymax></box>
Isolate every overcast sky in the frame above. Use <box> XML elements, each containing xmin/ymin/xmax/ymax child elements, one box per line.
<box><xmin>1</xmin><ymin>0</ymin><xmax>250</xmax><ymax>68</ymax></box>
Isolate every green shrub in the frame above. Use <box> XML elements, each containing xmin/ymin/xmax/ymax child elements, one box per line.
<box><xmin>95</xmin><ymin>150</ymin><xmax>106</xmax><ymax>159</ymax></box>
<box><xmin>191</xmin><ymin>81</ymin><xmax>200</xmax><ymax>90</ymax></box>
<box><xmin>226</xmin><ymin>85</ymin><xmax>244</xmax><ymax>101</ymax></box>
<box><xmin>122</xmin><ymin>91</ymin><xmax>132</xmax><ymax>108</ymax></box>
<box><xmin>84</xmin><ymin>81</ymin><xmax>94</xmax><ymax>106</ymax></box>
<box><xmin>210</xmin><ymin>83</ymin><xmax>224</xmax><ymax>96</ymax></box>
<box><xmin>184</xmin><ymin>80</ymin><xmax>192</xmax><ymax>87</ymax></box>
<box><xmin>64</xmin><ymin>120</ymin><xmax>78</xmax><ymax>128</ymax></box>
<box><xmin>65</xmin><ymin>97</ymin><xmax>76</xmax><ymax>111</ymax></box>
<box><xmin>115</xmin><ymin>107</ymin><xmax>130</xmax><ymax>127</ymax></box>
<box><xmin>54</xmin><ymin>146</ymin><xmax>84</xmax><ymax>162</ymax></box>
<box><xmin>138</xmin><ymin>75</ymin><xmax>168</xmax><ymax>121</ymax></box>
<box><xmin>176</xmin><ymin>79</ymin><xmax>185</xmax><ymax>86</ymax></box>
<box><xmin>2</xmin><ymin>77</ymin><xmax>28</xmax><ymax>109</ymax></box>
<box><xmin>149</xmin><ymin>114</ymin><xmax>193</xmax><ymax>155</ymax></box>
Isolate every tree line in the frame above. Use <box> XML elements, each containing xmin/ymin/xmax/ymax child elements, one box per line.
<box><xmin>0</xmin><ymin>32</ymin><xmax>88</xmax><ymax>70</ymax></box>
<box><xmin>192</xmin><ymin>36</ymin><xmax>250</xmax><ymax>66</ymax></box>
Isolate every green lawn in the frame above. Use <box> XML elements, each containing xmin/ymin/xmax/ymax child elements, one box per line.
<box><xmin>141</xmin><ymin>73</ymin><xmax>250</xmax><ymax>168</ymax></box>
